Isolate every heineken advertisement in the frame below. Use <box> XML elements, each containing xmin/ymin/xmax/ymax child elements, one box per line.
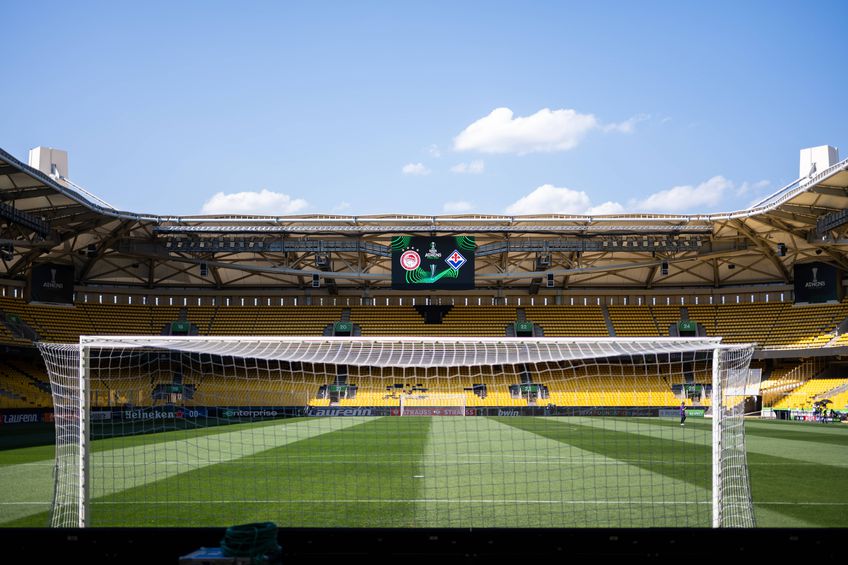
<box><xmin>391</xmin><ymin>236</ymin><xmax>476</xmax><ymax>290</ymax></box>
<box><xmin>794</xmin><ymin>262</ymin><xmax>844</xmax><ymax>304</ymax></box>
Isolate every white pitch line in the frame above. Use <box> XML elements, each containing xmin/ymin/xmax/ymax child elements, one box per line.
<box><xmin>88</xmin><ymin>499</ymin><xmax>712</xmax><ymax>505</ymax></box>
<box><xmin>754</xmin><ymin>501</ymin><xmax>848</xmax><ymax>506</ymax></box>
<box><xmin>84</xmin><ymin>459</ymin><xmax>712</xmax><ymax>466</ymax></box>
<box><xmin>5</xmin><ymin>457</ymin><xmax>831</xmax><ymax>467</ymax></box>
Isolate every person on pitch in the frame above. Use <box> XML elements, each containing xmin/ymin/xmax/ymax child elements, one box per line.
<box><xmin>680</xmin><ymin>401</ymin><xmax>687</xmax><ymax>426</ymax></box>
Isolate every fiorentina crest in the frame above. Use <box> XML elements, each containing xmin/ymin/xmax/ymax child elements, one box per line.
<box><xmin>445</xmin><ymin>249</ymin><xmax>466</xmax><ymax>270</ymax></box>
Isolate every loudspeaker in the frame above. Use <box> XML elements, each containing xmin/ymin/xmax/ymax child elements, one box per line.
<box><xmin>312</xmin><ymin>274</ymin><xmax>320</xmax><ymax>288</ymax></box>
<box><xmin>661</xmin><ymin>261</ymin><xmax>669</xmax><ymax>276</ymax></box>
<box><xmin>546</xmin><ymin>273</ymin><xmax>555</xmax><ymax>287</ymax></box>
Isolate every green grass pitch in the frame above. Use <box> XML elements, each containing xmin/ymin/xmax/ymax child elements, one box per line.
<box><xmin>0</xmin><ymin>416</ymin><xmax>846</xmax><ymax>528</ymax></box>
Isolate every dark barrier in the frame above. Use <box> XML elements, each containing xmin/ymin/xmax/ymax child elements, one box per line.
<box><xmin>0</xmin><ymin>408</ymin><xmax>54</xmax><ymax>425</ymax></box>
<box><xmin>306</xmin><ymin>406</ymin><xmax>390</xmax><ymax>417</ymax></box>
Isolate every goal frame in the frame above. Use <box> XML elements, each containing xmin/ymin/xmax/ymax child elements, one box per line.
<box><xmin>43</xmin><ymin>335</ymin><xmax>756</xmax><ymax>528</ymax></box>
<box><xmin>399</xmin><ymin>392</ymin><xmax>467</xmax><ymax>416</ymax></box>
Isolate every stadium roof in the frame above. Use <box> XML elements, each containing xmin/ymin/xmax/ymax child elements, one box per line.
<box><xmin>1</xmin><ymin>146</ymin><xmax>847</xmax><ymax>293</ymax></box>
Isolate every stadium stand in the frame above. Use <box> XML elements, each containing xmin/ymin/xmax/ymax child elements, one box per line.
<box><xmin>523</xmin><ymin>305</ymin><xmax>609</xmax><ymax>336</ymax></box>
<box><xmin>0</xmin><ymin>298</ymin><xmax>848</xmax><ymax>349</ymax></box>
<box><xmin>3</xmin><ymin>296</ymin><xmax>847</xmax><ymax>351</ymax></box>
<box><xmin>0</xmin><ymin>359</ymin><xmax>52</xmax><ymax>408</ymax></box>
<box><xmin>651</xmin><ymin>305</ymin><xmax>685</xmax><ymax>335</ymax></box>
<box><xmin>760</xmin><ymin>359</ymin><xmax>826</xmax><ymax>407</ymax></box>
<box><xmin>769</xmin><ymin>377</ymin><xmax>848</xmax><ymax>409</ymax></box>
<box><xmin>607</xmin><ymin>305</ymin><xmax>660</xmax><ymax>336</ymax></box>
<box><xmin>206</xmin><ymin>305</ymin><xmax>343</xmax><ymax>336</ymax></box>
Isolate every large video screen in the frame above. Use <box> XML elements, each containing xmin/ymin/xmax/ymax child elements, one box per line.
<box><xmin>794</xmin><ymin>262</ymin><xmax>844</xmax><ymax>304</ymax></box>
<box><xmin>391</xmin><ymin>236</ymin><xmax>476</xmax><ymax>290</ymax></box>
<box><xmin>28</xmin><ymin>263</ymin><xmax>75</xmax><ymax>305</ymax></box>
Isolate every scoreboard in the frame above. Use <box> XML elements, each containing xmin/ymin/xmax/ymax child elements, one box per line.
<box><xmin>27</xmin><ymin>262</ymin><xmax>75</xmax><ymax>305</ymax></box>
<box><xmin>794</xmin><ymin>262</ymin><xmax>844</xmax><ymax>304</ymax></box>
<box><xmin>391</xmin><ymin>236</ymin><xmax>476</xmax><ymax>290</ymax></box>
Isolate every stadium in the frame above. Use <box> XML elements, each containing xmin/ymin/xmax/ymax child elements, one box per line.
<box><xmin>0</xmin><ymin>141</ymin><xmax>846</xmax><ymax>553</ymax></box>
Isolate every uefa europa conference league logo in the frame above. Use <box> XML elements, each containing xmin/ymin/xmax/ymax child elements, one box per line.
<box><xmin>805</xmin><ymin>267</ymin><xmax>826</xmax><ymax>288</ymax></box>
<box><xmin>43</xmin><ymin>268</ymin><xmax>64</xmax><ymax>289</ymax></box>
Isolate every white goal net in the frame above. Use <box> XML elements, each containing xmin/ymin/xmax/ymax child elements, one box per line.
<box><xmin>38</xmin><ymin>336</ymin><xmax>758</xmax><ymax>529</ymax></box>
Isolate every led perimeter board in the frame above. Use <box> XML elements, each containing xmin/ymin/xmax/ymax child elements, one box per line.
<box><xmin>391</xmin><ymin>236</ymin><xmax>476</xmax><ymax>290</ymax></box>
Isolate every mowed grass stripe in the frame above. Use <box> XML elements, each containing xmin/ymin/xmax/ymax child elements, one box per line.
<box><xmin>416</xmin><ymin>417</ymin><xmax>711</xmax><ymax>527</ymax></box>
<box><xmin>744</xmin><ymin>419</ymin><xmax>848</xmax><ymax>442</ymax></box>
<box><xmin>83</xmin><ymin>416</ymin><xmax>431</xmax><ymax>527</ymax></box>
<box><xmin>0</xmin><ymin>460</ymin><xmax>55</xmax><ymax>525</ymax></box>
<box><xmin>502</xmin><ymin>416</ymin><xmax>848</xmax><ymax>528</ymax></box>
<box><xmin>742</xmin><ymin>421</ymin><xmax>848</xmax><ymax>467</ymax></box>
<box><xmin>0</xmin><ymin>416</ymin><xmax>371</xmax><ymax>527</ymax></box>
<box><xmin>0</xmin><ymin>421</ymin><xmax>297</xmax><ymax>525</ymax></box>
<box><xmin>89</xmin><ymin>416</ymin><xmax>370</xmax><ymax>498</ymax></box>
<box><xmin>550</xmin><ymin>416</ymin><xmax>848</xmax><ymax>469</ymax></box>
<box><xmin>555</xmin><ymin>416</ymin><xmax>714</xmax><ymax>448</ymax></box>
<box><xmin>0</xmin><ymin>418</ymin><xmax>314</xmax><ymax>474</ymax></box>
<box><xmin>496</xmin><ymin>417</ymin><xmax>713</xmax><ymax>492</ymax></box>
<box><xmin>748</xmin><ymin>450</ymin><xmax>848</xmax><ymax>527</ymax></box>
<box><xmin>580</xmin><ymin>417</ymin><xmax>848</xmax><ymax>526</ymax></box>
<box><xmin>89</xmin><ymin>416</ymin><xmax>314</xmax><ymax>452</ymax></box>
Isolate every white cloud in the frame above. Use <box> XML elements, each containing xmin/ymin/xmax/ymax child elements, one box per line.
<box><xmin>443</xmin><ymin>200</ymin><xmax>474</xmax><ymax>213</ymax></box>
<box><xmin>427</xmin><ymin>144</ymin><xmax>441</xmax><ymax>158</ymax></box>
<box><xmin>630</xmin><ymin>176</ymin><xmax>732</xmax><ymax>213</ymax></box>
<box><xmin>506</xmin><ymin>184</ymin><xmax>597</xmax><ymax>215</ymax></box>
<box><xmin>201</xmin><ymin>189</ymin><xmax>308</xmax><ymax>215</ymax></box>
<box><xmin>402</xmin><ymin>162</ymin><xmax>431</xmax><ymax>176</ymax></box>
<box><xmin>601</xmin><ymin>113</ymin><xmax>650</xmax><ymax>133</ymax></box>
<box><xmin>586</xmin><ymin>201</ymin><xmax>626</xmax><ymax>215</ymax></box>
<box><xmin>455</xmin><ymin>107</ymin><xmax>598</xmax><ymax>154</ymax></box>
<box><xmin>453</xmin><ymin>107</ymin><xmax>647</xmax><ymax>155</ymax></box>
<box><xmin>506</xmin><ymin>175</ymin><xmax>764</xmax><ymax>216</ymax></box>
<box><xmin>332</xmin><ymin>201</ymin><xmax>351</xmax><ymax>213</ymax></box>
<box><xmin>450</xmin><ymin>160</ymin><xmax>485</xmax><ymax>174</ymax></box>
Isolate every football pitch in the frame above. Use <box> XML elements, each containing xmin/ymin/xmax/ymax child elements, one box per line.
<box><xmin>0</xmin><ymin>416</ymin><xmax>846</xmax><ymax>528</ymax></box>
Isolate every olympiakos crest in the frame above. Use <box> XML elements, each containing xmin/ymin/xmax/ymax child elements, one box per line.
<box><xmin>400</xmin><ymin>250</ymin><xmax>421</xmax><ymax>271</ymax></box>
<box><xmin>445</xmin><ymin>250</ymin><xmax>466</xmax><ymax>270</ymax></box>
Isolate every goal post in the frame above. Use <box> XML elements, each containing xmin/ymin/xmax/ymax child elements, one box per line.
<box><xmin>38</xmin><ymin>336</ymin><xmax>758</xmax><ymax>529</ymax></box>
<box><xmin>399</xmin><ymin>393</ymin><xmax>467</xmax><ymax>416</ymax></box>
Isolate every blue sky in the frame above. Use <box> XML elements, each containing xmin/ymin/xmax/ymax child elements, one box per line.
<box><xmin>1</xmin><ymin>1</ymin><xmax>846</xmax><ymax>216</ymax></box>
